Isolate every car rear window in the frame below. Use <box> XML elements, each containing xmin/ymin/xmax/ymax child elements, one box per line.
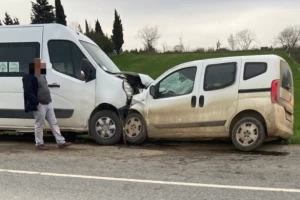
<box><xmin>243</xmin><ymin>62</ymin><xmax>267</xmax><ymax>80</ymax></box>
<box><xmin>280</xmin><ymin>61</ymin><xmax>293</xmax><ymax>92</ymax></box>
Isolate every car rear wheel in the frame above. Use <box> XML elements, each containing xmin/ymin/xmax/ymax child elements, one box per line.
<box><xmin>124</xmin><ymin>113</ymin><xmax>147</xmax><ymax>144</ymax></box>
<box><xmin>89</xmin><ymin>110</ymin><xmax>122</xmax><ymax>145</ymax></box>
<box><xmin>231</xmin><ymin>117</ymin><xmax>266</xmax><ymax>151</ymax></box>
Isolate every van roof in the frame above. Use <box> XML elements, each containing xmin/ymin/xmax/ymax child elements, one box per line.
<box><xmin>0</xmin><ymin>23</ymin><xmax>96</xmax><ymax>46</ymax></box>
<box><xmin>0</xmin><ymin>23</ymin><xmax>70</xmax><ymax>29</ymax></box>
<box><xmin>0</xmin><ymin>23</ymin><xmax>77</xmax><ymax>33</ymax></box>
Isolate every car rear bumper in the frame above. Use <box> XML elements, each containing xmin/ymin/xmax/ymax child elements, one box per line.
<box><xmin>267</xmin><ymin>104</ymin><xmax>293</xmax><ymax>139</ymax></box>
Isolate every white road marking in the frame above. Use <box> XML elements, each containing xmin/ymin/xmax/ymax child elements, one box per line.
<box><xmin>0</xmin><ymin>168</ymin><xmax>299</xmax><ymax>193</ymax></box>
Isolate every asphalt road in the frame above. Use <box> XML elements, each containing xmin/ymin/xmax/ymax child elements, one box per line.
<box><xmin>0</xmin><ymin>135</ymin><xmax>299</xmax><ymax>200</ymax></box>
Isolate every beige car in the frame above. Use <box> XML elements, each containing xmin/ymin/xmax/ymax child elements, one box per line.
<box><xmin>124</xmin><ymin>55</ymin><xmax>294</xmax><ymax>151</ymax></box>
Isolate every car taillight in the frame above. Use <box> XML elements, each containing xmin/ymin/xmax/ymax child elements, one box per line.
<box><xmin>271</xmin><ymin>80</ymin><xmax>279</xmax><ymax>104</ymax></box>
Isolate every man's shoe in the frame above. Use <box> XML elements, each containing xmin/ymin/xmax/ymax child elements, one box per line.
<box><xmin>58</xmin><ymin>142</ymin><xmax>72</xmax><ymax>149</ymax></box>
<box><xmin>36</xmin><ymin>145</ymin><xmax>49</xmax><ymax>150</ymax></box>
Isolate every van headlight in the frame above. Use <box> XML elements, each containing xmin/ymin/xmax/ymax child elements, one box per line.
<box><xmin>123</xmin><ymin>81</ymin><xmax>134</xmax><ymax>99</ymax></box>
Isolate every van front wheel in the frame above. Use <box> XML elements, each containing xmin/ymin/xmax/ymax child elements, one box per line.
<box><xmin>89</xmin><ymin>110</ymin><xmax>122</xmax><ymax>145</ymax></box>
<box><xmin>231</xmin><ymin>117</ymin><xmax>266</xmax><ymax>151</ymax></box>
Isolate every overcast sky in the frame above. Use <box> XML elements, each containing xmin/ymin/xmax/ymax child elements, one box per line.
<box><xmin>1</xmin><ymin>0</ymin><xmax>299</xmax><ymax>50</ymax></box>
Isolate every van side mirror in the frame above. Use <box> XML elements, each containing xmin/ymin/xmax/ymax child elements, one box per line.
<box><xmin>150</xmin><ymin>85</ymin><xmax>157</xmax><ymax>99</ymax></box>
<box><xmin>80</xmin><ymin>58</ymin><xmax>95</xmax><ymax>82</ymax></box>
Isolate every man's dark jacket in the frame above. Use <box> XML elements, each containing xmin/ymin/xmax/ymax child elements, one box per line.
<box><xmin>22</xmin><ymin>74</ymin><xmax>39</xmax><ymax>113</ymax></box>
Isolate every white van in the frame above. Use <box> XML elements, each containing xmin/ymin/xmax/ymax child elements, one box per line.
<box><xmin>124</xmin><ymin>55</ymin><xmax>294</xmax><ymax>151</ymax></box>
<box><xmin>0</xmin><ymin>24</ymin><xmax>153</xmax><ymax>145</ymax></box>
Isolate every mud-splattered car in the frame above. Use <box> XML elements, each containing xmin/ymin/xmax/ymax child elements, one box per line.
<box><xmin>124</xmin><ymin>55</ymin><xmax>294</xmax><ymax>151</ymax></box>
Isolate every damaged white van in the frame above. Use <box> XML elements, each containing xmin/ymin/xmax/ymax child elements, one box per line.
<box><xmin>0</xmin><ymin>24</ymin><xmax>152</xmax><ymax>145</ymax></box>
<box><xmin>124</xmin><ymin>55</ymin><xmax>294</xmax><ymax>151</ymax></box>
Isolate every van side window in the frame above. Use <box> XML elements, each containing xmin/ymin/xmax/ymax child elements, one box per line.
<box><xmin>48</xmin><ymin>40</ymin><xmax>86</xmax><ymax>80</ymax></box>
<box><xmin>204</xmin><ymin>62</ymin><xmax>236</xmax><ymax>91</ymax></box>
<box><xmin>243</xmin><ymin>62</ymin><xmax>267</xmax><ymax>80</ymax></box>
<box><xmin>0</xmin><ymin>42</ymin><xmax>40</xmax><ymax>77</ymax></box>
<box><xmin>157</xmin><ymin>67</ymin><xmax>197</xmax><ymax>99</ymax></box>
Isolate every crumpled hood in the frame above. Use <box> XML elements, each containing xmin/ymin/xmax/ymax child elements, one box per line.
<box><xmin>114</xmin><ymin>71</ymin><xmax>154</xmax><ymax>89</ymax></box>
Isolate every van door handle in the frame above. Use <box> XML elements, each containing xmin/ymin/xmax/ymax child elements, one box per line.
<box><xmin>48</xmin><ymin>83</ymin><xmax>60</xmax><ymax>88</ymax></box>
<box><xmin>199</xmin><ymin>95</ymin><xmax>204</xmax><ymax>107</ymax></box>
<box><xmin>191</xmin><ymin>96</ymin><xmax>196</xmax><ymax>108</ymax></box>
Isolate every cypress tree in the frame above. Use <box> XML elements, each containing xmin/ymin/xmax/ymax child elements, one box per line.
<box><xmin>31</xmin><ymin>0</ymin><xmax>55</xmax><ymax>24</ymax></box>
<box><xmin>13</xmin><ymin>18</ymin><xmax>20</xmax><ymax>25</ymax></box>
<box><xmin>55</xmin><ymin>0</ymin><xmax>67</xmax><ymax>26</ymax></box>
<box><xmin>3</xmin><ymin>12</ymin><xmax>14</xmax><ymax>25</ymax></box>
<box><xmin>95</xmin><ymin>19</ymin><xmax>103</xmax><ymax>35</ymax></box>
<box><xmin>112</xmin><ymin>9</ymin><xmax>124</xmax><ymax>54</ymax></box>
<box><xmin>85</xmin><ymin>19</ymin><xmax>89</xmax><ymax>34</ymax></box>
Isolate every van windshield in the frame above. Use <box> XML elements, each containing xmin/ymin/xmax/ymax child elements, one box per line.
<box><xmin>80</xmin><ymin>40</ymin><xmax>120</xmax><ymax>73</ymax></box>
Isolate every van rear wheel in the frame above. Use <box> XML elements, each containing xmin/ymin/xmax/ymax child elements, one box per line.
<box><xmin>89</xmin><ymin>110</ymin><xmax>122</xmax><ymax>145</ymax></box>
<box><xmin>231</xmin><ymin>117</ymin><xmax>266</xmax><ymax>151</ymax></box>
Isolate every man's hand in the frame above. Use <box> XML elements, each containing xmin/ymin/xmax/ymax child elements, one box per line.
<box><xmin>37</xmin><ymin>103</ymin><xmax>42</xmax><ymax>109</ymax></box>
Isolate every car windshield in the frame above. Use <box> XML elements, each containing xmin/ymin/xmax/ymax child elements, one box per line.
<box><xmin>80</xmin><ymin>40</ymin><xmax>120</xmax><ymax>73</ymax></box>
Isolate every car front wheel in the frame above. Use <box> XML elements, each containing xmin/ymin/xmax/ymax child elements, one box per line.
<box><xmin>124</xmin><ymin>113</ymin><xmax>147</xmax><ymax>144</ymax></box>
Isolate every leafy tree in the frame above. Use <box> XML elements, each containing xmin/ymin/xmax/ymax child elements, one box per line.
<box><xmin>3</xmin><ymin>12</ymin><xmax>13</xmax><ymax>25</ymax></box>
<box><xmin>136</xmin><ymin>25</ymin><xmax>160</xmax><ymax>52</ymax></box>
<box><xmin>276</xmin><ymin>25</ymin><xmax>300</xmax><ymax>51</ymax></box>
<box><xmin>0</xmin><ymin>20</ymin><xmax>2</xmax><ymax>26</ymax></box>
<box><xmin>55</xmin><ymin>0</ymin><xmax>67</xmax><ymax>26</ymax></box>
<box><xmin>112</xmin><ymin>10</ymin><xmax>124</xmax><ymax>54</ymax></box>
<box><xmin>31</xmin><ymin>0</ymin><xmax>55</xmax><ymax>24</ymax></box>
<box><xmin>235</xmin><ymin>29</ymin><xmax>256</xmax><ymax>50</ymax></box>
<box><xmin>95</xmin><ymin>19</ymin><xmax>103</xmax><ymax>35</ymax></box>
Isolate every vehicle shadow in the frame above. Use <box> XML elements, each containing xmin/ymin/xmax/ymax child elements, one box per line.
<box><xmin>0</xmin><ymin>133</ymin><xmax>289</xmax><ymax>156</ymax></box>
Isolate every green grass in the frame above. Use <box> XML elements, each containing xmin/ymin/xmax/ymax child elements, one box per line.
<box><xmin>111</xmin><ymin>51</ymin><xmax>300</xmax><ymax>143</ymax></box>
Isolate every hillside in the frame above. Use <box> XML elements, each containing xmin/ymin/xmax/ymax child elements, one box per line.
<box><xmin>111</xmin><ymin>51</ymin><xmax>300</xmax><ymax>143</ymax></box>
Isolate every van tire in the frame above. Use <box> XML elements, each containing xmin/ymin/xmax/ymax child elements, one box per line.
<box><xmin>231</xmin><ymin>117</ymin><xmax>266</xmax><ymax>151</ymax></box>
<box><xmin>124</xmin><ymin>113</ymin><xmax>147</xmax><ymax>144</ymax></box>
<box><xmin>89</xmin><ymin>110</ymin><xmax>122</xmax><ymax>145</ymax></box>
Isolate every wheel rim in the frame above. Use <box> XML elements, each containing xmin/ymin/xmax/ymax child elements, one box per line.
<box><xmin>236</xmin><ymin>122</ymin><xmax>259</xmax><ymax>147</ymax></box>
<box><xmin>124</xmin><ymin>117</ymin><xmax>142</xmax><ymax>138</ymax></box>
<box><xmin>95</xmin><ymin>117</ymin><xmax>116</xmax><ymax>139</ymax></box>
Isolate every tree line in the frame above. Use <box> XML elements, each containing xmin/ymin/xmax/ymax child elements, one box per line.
<box><xmin>0</xmin><ymin>0</ymin><xmax>124</xmax><ymax>55</ymax></box>
<box><xmin>139</xmin><ymin>26</ymin><xmax>300</xmax><ymax>54</ymax></box>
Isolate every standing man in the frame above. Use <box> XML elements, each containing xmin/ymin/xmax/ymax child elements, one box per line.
<box><xmin>22</xmin><ymin>58</ymin><xmax>71</xmax><ymax>150</ymax></box>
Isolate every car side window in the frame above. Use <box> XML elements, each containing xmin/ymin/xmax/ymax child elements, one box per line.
<box><xmin>244</xmin><ymin>62</ymin><xmax>267</xmax><ymax>80</ymax></box>
<box><xmin>0</xmin><ymin>42</ymin><xmax>40</xmax><ymax>77</ymax></box>
<box><xmin>48</xmin><ymin>40</ymin><xmax>86</xmax><ymax>80</ymax></box>
<box><xmin>204</xmin><ymin>62</ymin><xmax>237</xmax><ymax>91</ymax></box>
<box><xmin>157</xmin><ymin>67</ymin><xmax>197</xmax><ymax>99</ymax></box>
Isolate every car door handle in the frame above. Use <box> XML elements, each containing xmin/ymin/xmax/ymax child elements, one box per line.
<box><xmin>48</xmin><ymin>83</ymin><xmax>60</xmax><ymax>88</ymax></box>
<box><xmin>191</xmin><ymin>96</ymin><xmax>196</xmax><ymax>108</ymax></box>
<box><xmin>199</xmin><ymin>95</ymin><xmax>204</xmax><ymax>107</ymax></box>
